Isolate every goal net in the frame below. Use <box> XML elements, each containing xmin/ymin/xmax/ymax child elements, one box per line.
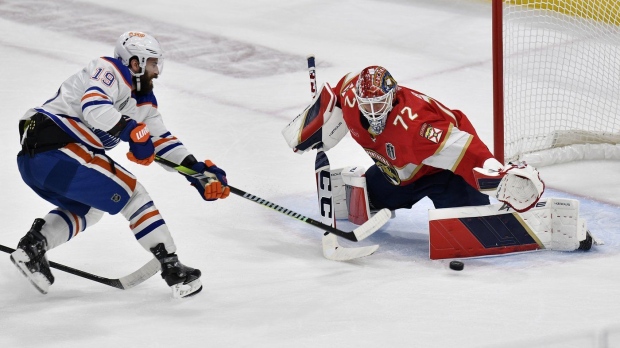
<box><xmin>493</xmin><ymin>0</ymin><xmax>620</xmax><ymax>166</ymax></box>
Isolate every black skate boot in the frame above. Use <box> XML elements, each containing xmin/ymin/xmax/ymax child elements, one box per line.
<box><xmin>151</xmin><ymin>243</ymin><xmax>202</xmax><ymax>298</ymax></box>
<box><xmin>10</xmin><ymin>218</ymin><xmax>54</xmax><ymax>294</ymax></box>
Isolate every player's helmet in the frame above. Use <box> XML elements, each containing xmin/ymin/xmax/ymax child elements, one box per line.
<box><xmin>354</xmin><ymin>66</ymin><xmax>398</xmax><ymax>135</ymax></box>
<box><xmin>114</xmin><ymin>31</ymin><xmax>164</xmax><ymax>77</ymax></box>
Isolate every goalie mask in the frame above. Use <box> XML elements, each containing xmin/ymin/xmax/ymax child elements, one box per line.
<box><xmin>114</xmin><ymin>31</ymin><xmax>165</xmax><ymax>91</ymax></box>
<box><xmin>354</xmin><ymin>66</ymin><xmax>398</xmax><ymax>135</ymax></box>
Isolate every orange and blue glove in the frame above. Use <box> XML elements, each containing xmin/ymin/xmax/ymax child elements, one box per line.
<box><xmin>118</xmin><ymin>119</ymin><xmax>155</xmax><ymax>166</ymax></box>
<box><xmin>187</xmin><ymin>160</ymin><xmax>230</xmax><ymax>201</ymax></box>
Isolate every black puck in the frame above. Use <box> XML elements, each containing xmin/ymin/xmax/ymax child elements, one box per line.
<box><xmin>449</xmin><ymin>260</ymin><xmax>464</xmax><ymax>271</ymax></box>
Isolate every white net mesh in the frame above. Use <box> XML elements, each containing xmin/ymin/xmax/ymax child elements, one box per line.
<box><xmin>502</xmin><ymin>0</ymin><xmax>620</xmax><ymax>166</ymax></box>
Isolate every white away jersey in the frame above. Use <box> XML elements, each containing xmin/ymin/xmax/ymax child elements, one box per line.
<box><xmin>20</xmin><ymin>56</ymin><xmax>191</xmax><ymax>164</ymax></box>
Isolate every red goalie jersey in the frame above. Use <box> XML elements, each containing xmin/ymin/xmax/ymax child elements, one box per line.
<box><xmin>332</xmin><ymin>73</ymin><xmax>496</xmax><ymax>188</ymax></box>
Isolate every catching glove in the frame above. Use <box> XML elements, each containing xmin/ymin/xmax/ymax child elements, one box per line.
<box><xmin>187</xmin><ymin>160</ymin><xmax>230</xmax><ymax>201</ymax></box>
<box><xmin>118</xmin><ymin>119</ymin><xmax>155</xmax><ymax>165</ymax></box>
<box><xmin>473</xmin><ymin>159</ymin><xmax>544</xmax><ymax>212</ymax></box>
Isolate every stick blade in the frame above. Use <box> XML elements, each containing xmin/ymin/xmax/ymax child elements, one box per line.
<box><xmin>118</xmin><ymin>258</ymin><xmax>161</xmax><ymax>289</ymax></box>
<box><xmin>322</xmin><ymin>233</ymin><xmax>379</xmax><ymax>261</ymax></box>
<box><xmin>352</xmin><ymin>208</ymin><xmax>391</xmax><ymax>241</ymax></box>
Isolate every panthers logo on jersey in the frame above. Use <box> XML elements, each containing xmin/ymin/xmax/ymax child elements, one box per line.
<box><xmin>364</xmin><ymin>149</ymin><xmax>400</xmax><ymax>185</ymax></box>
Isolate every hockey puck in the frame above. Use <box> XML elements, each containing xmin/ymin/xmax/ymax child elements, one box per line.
<box><xmin>449</xmin><ymin>261</ymin><xmax>464</xmax><ymax>271</ymax></box>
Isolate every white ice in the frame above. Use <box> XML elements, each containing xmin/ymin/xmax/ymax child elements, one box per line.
<box><xmin>1</xmin><ymin>0</ymin><xmax>620</xmax><ymax>347</ymax></box>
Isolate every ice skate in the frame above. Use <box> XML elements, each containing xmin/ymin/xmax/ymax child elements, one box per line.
<box><xmin>10</xmin><ymin>218</ymin><xmax>54</xmax><ymax>294</ymax></box>
<box><xmin>151</xmin><ymin>243</ymin><xmax>202</xmax><ymax>298</ymax></box>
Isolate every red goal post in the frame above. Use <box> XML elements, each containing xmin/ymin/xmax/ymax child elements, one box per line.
<box><xmin>493</xmin><ymin>0</ymin><xmax>620</xmax><ymax>166</ymax></box>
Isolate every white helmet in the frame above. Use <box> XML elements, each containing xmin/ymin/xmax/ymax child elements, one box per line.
<box><xmin>354</xmin><ymin>66</ymin><xmax>398</xmax><ymax>135</ymax></box>
<box><xmin>114</xmin><ymin>31</ymin><xmax>164</xmax><ymax>77</ymax></box>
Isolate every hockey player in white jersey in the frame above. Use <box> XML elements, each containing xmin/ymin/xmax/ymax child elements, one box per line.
<box><xmin>11</xmin><ymin>31</ymin><xmax>229</xmax><ymax>298</ymax></box>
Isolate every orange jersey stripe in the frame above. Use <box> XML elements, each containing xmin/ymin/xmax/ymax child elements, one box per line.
<box><xmin>81</xmin><ymin>92</ymin><xmax>109</xmax><ymax>102</ymax></box>
<box><xmin>153</xmin><ymin>137</ymin><xmax>176</xmax><ymax>147</ymax></box>
<box><xmin>71</xmin><ymin>212</ymin><xmax>81</xmax><ymax>236</ymax></box>
<box><xmin>130</xmin><ymin>210</ymin><xmax>161</xmax><ymax>230</ymax></box>
<box><xmin>67</xmin><ymin>118</ymin><xmax>104</xmax><ymax>148</ymax></box>
<box><xmin>64</xmin><ymin>143</ymin><xmax>137</xmax><ymax>192</ymax></box>
<box><xmin>137</xmin><ymin>102</ymin><xmax>157</xmax><ymax>108</ymax></box>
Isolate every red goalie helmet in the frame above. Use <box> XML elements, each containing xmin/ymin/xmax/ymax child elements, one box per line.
<box><xmin>354</xmin><ymin>66</ymin><xmax>398</xmax><ymax>135</ymax></box>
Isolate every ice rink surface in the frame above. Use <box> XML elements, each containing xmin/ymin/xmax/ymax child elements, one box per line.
<box><xmin>1</xmin><ymin>0</ymin><xmax>619</xmax><ymax>347</ymax></box>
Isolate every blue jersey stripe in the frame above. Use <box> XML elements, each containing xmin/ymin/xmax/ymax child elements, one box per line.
<box><xmin>156</xmin><ymin>142</ymin><xmax>182</xmax><ymax>155</ymax></box>
<box><xmin>82</xmin><ymin>100</ymin><xmax>113</xmax><ymax>112</ymax></box>
<box><xmin>135</xmin><ymin>219</ymin><xmax>166</xmax><ymax>240</ymax></box>
<box><xmin>50</xmin><ymin>210</ymin><xmax>74</xmax><ymax>242</ymax></box>
<box><xmin>43</xmin><ymin>87</ymin><xmax>61</xmax><ymax>105</ymax></box>
<box><xmin>101</xmin><ymin>57</ymin><xmax>133</xmax><ymax>87</ymax></box>
<box><xmin>129</xmin><ymin>201</ymin><xmax>155</xmax><ymax>221</ymax></box>
<box><xmin>85</xmin><ymin>86</ymin><xmax>109</xmax><ymax>96</ymax></box>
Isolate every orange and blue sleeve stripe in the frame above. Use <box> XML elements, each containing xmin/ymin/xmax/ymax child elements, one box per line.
<box><xmin>153</xmin><ymin>132</ymin><xmax>185</xmax><ymax>156</ymax></box>
<box><xmin>81</xmin><ymin>86</ymin><xmax>113</xmax><ymax>112</ymax></box>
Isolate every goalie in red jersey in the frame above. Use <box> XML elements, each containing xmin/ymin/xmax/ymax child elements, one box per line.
<box><xmin>284</xmin><ymin>65</ymin><xmax>545</xmax><ymax>217</ymax></box>
<box><xmin>283</xmin><ymin>65</ymin><xmax>599</xmax><ymax>257</ymax></box>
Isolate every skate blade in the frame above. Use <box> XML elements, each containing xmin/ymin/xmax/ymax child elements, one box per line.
<box><xmin>10</xmin><ymin>250</ymin><xmax>51</xmax><ymax>295</ymax></box>
<box><xmin>171</xmin><ymin>278</ymin><xmax>203</xmax><ymax>299</ymax></box>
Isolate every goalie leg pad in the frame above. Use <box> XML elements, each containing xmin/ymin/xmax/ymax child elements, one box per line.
<box><xmin>328</xmin><ymin>167</ymin><xmax>348</xmax><ymax>220</ymax></box>
<box><xmin>519</xmin><ymin>198</ymin><xmax>586</xmax><ymax>251</ymax></box>
<box><xmin>341</xmin><ymin>166</ymin><xmax>372</xmax><ymax>225</ymax></box>
<box><xmin>428</xmin><ymin>198</ymin><xmax>592</xmax><ymax>259</ymax></box>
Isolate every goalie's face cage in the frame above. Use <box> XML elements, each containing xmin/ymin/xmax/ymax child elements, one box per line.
<box><xmin>355</xmin><ymin>66</ymin><xmax>397</xmax><ymax>135</ymax></box>
<box><xmin>356</xmin><ymin>91</ymin><xmax>393</xmax><ymax>134</ymax></box>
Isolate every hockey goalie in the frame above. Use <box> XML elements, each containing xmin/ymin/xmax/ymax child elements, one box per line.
<box><xmin>282</xmin><ymin>65</ymin><xmax>598</xmax><ymax>259</ymax></box>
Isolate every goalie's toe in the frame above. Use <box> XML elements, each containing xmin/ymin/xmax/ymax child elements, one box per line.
<box><xmin>578</xmin><ymin>231</ymin><xmax>593</xmax><ymax>251</ymax></box>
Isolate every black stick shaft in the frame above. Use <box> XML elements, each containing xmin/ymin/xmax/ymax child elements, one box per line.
<box><xmin>154</xmin><ymin>156</ymin><xmax>358</xmax><ymax>242</ymax></box>
<box><xmin>0</xmin><ymin>244</ymin><xmax>122</xmax><ymax>289</ymax></box>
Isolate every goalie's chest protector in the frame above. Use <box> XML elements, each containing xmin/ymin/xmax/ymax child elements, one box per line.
<box><xmin>341</xmin><ymin>90</ymin><xmax>447</xmax><ymax>186</ymax></box>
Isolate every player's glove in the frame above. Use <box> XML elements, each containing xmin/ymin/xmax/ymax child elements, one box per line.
<box><xmin>496</xmin><ymin>161</ymin><xmax>545</xmax><ymax>212</ymax></box>
<box><xmin>473</xmin><ymin>159</ymin><xmax>544</xmax><ymax>212</ymax></box>
<box><xmin>187</xmin><ymin>160</ymin><xmax>230</xmax><ymax>201</ymax></box>
<box><xmin>118</xmin><ymin>119</ymin><xmax>155</xmax><ymax>166</ymax></box>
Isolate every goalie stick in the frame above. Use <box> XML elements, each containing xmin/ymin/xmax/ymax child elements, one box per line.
<box><xmin>308</xmin><ymin>55</ymin><xmax>379</xmax><ymax>260</ymax></box>
<box><xmin>0</xmin><ymin>244</ymin><xmax>160</xmax><ymax>290</ymax></box>
<box><xmin>154</xmin><ymin>155</ymin><xmax>391</xmax><ymax>242</ymax></box>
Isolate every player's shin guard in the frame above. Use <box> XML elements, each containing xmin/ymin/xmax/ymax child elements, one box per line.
<box><xmin>121</xmin><ymin>183</ymin><xmax>176</xmax><ymax>254</ymax></box>
<box><xmin>39</xmin><ymin>208</ymin><xmax>104</xmax><ymax>249</ymax></box>
<box><xmin>341</xmin><ymin>166</ymin><xmax>372</xmax><ymax>225</ymax></box>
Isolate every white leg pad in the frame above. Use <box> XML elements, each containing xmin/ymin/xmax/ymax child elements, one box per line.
<box><xmin>329</xmin><ymin>168</ymin><xmax>348</xmax><ymax>220</ymax></box>
<box><xmin>519</xmin><ymin>198</ymin><xmax>587</xmax><ymax>251</ymax></box>
<box><xmin>341</xmin><ymin>166</ymin><xmax>372</xmax><ymax>225</ymax></box>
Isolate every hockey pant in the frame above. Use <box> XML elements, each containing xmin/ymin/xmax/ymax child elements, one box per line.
<box><xmin>365</xmin><ymin>165</ymin><xmax>490</xmax><ymax>211</ymax></box>
<box><xmin>17</xmin><ymin>143</ymin><xmax>177</xmax><ymax>253</ymax></box>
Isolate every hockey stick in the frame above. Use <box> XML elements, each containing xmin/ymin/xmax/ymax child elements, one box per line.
<box><xmin>0</xmin><ymin>244</ymin><xmax>160</xmax><ymax>290</ymax></box>
<box><xmin>154</xmin><ymin>155</ymin><xmax>390</xmax><ymax>242</ymax></box>
<box><xmin>308</xmin><ymin>55</ymin><xmax>379</xmax><ymax>260</ymax></box>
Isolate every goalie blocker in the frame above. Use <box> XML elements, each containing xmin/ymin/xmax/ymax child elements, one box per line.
<box><xmin>428</xmin><ymin>198</ymin><xmax>599</xmax><ymax>260</ymax></box>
